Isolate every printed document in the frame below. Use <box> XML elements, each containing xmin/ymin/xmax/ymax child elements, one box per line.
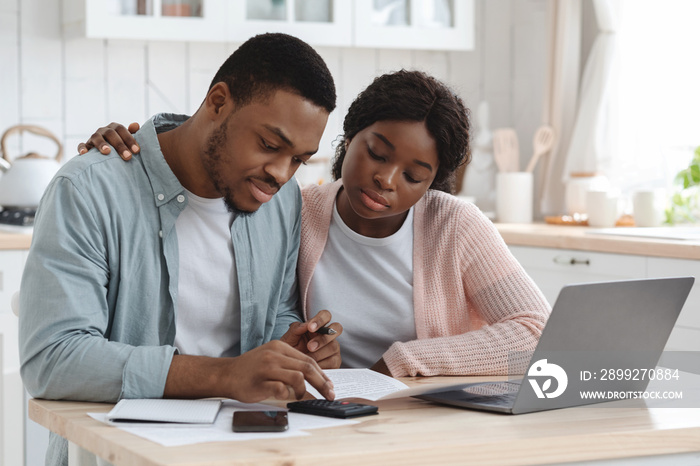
<box><xmin>305</xmin><ymin>368</ymin><xmax>470</xmax><ymax>401</ymax></box>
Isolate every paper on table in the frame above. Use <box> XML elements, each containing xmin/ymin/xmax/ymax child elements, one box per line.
<box><xmin>107</xmin><ymin>399</ymin><xmax>222</xmax><ymax>424</ymax></box>
<box><xmin>306</xmin><ymin>368</ymin><xmax>471</xmax><ymax>401</ymax></box>
<box><xmin>90</xmin><ymin>400</ymin><xmax>358</xmax><ymax>447</ymax></box>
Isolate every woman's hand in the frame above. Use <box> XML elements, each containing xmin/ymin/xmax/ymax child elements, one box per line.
<box><xmin>78</xmin><ymin>122</ymin><xmax>140</xmax><ymax>160</ymax></box>
<box><xmin>281</xmin><ymin>310</ymin><xmax>343</xmax><ymax>369</ymax></box>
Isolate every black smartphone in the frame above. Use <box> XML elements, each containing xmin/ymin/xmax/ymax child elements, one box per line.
<box><xmin>232</xmin><ymin>410</ymin><xmax>289</xmax><ymax>432</ymax></box>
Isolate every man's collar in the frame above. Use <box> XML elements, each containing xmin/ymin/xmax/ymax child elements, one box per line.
<box><xmin>136</xmin><ymin>114</ymin><xmax>190</xmax><ymax>206</ymax></box>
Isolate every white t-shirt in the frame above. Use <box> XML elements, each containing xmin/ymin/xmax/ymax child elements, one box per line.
<box><xmin>173</xmin><ymin>189</ymin><xmax>241</xmax><ymax>357</ymax></box>
<box><xmin>308</xmin><ymin>202</ymin><xmax>416</xmax><ymax>368</ymax></box>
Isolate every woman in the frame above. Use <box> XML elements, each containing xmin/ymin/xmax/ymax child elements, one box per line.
<box><xmin>80</xmin><ymin>70</ymin><xmax>550</xmax><ymax>377</ymax></box>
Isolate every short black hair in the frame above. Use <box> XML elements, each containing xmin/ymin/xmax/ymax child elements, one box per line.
<box><xmin>209</xmin><ymin>33</ymin><xmax>336</xmax><ymax>113</ymax></box>
<box><xmin>331</xmin><ymin>70</ymin><xmax>471</xmax><ymax>193</ymax></box>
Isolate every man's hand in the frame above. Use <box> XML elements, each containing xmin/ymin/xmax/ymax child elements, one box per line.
<box><xmin>164</xmin><ymin>340</ymin><xmax>335</xmax><ymax>403</ymax></box>
<box><xmin>280</xmin><ymin>310</ymin><xmax>342</xmax><ymax>369</ymax></box>
<box><xmin>78</xmin><ymin>122</ymin><xmax>140</xmax><ymax>160</ymax></box>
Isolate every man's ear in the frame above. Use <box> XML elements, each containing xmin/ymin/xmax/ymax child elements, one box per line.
<box><xmin>204</xmin><ymin>82</ymin><xmax>231</xmax><ymax>120</ymax></box>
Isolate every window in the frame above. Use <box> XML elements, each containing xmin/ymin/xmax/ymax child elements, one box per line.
<box><xmin>609</xmin><ymin>0</ymin><xmax>700</xmax><ymax>198</ymax></box>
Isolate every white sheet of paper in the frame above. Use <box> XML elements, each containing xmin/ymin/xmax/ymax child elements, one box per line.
<box><xmin>89</xmin><ymin>400</ymin><xmax>358</xmax><ymax>447</ymax></box>
<box><xmin>306</xmin><ymin>368</ymin><xmax>471</xmax><ymax>401</ymax></box>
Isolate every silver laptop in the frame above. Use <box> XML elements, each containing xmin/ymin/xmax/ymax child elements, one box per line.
<box><xmin>417</xmin><ymin>277</ymin><xmax>694</xmax><ymax>414</ymax></box>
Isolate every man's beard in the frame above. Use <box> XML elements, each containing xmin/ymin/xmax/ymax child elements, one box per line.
<box><xmin>202</xmin><ymin>118</ymin><xmax>253</xmax><ymax>216</ymax></box>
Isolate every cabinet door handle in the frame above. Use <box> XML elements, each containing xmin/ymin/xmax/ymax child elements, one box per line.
<box><xmin>553</xmin><ymin>256</ymin><xmax>591</xmax><ymax>266</ymax></box>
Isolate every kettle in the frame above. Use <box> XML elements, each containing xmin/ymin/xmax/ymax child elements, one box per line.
<box><xmin>0</xmin><ymin>125</ymin><xmax>63</xmax><ymax>208</ymax></box>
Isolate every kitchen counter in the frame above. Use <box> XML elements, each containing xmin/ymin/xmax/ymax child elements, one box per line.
<box><xmin>0</xmin><ymin>231</ymin><xmax>31</xmax><ymax>250</ymax></box>
<box><xmin>496</xmin><ymin>223</ymin><xmax>700</xmax><ymax>260</ymax></box>
<box><xmin>3</xmin><ymin>225</ymin><xmax>700</xmax><ymax>260</ymax></box>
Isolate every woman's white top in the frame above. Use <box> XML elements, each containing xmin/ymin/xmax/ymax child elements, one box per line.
<box><xmin>308</xmin><ymin>202</ymin><xmax>416</xmax><ymax>368</ymax></box>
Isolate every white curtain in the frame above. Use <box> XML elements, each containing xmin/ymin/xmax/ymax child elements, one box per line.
<box><xmin>560</xmin><ymin>1</ymin><xmax>619</xmax><ymax>188</ymax></box>
<box><xmin>539</xmin><ymin>0</ymin><xmax>582</xmax><ymax>216</ymax></box>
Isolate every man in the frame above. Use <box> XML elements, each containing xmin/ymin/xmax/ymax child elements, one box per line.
<box><xmin>19</xmin><ymin>33</ymin><xmax>340</xmax><ymax>465</ymax></box>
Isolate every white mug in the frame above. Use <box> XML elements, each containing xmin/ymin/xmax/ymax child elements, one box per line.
<box><xmin>496</xmin><ymin>172</ymin><xmax>533</xmax><ymax>223</ymax></box>
<box><xmin>586</xmin><ymin>190</ymin><xmax>619</xmax><ymax>228</ymax></box>
<box><xmin>633</xmin><ymin>190</ymin><xmax>665</xmax><ymax>227</ymax></box>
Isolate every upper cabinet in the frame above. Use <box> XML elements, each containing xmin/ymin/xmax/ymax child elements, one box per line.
<box><xmin>227</xmin><ymin>1</ymin><xmax>353</xmax><ymax>47</ymax></box>
<box><xmin>63</xmin><ymin>0</ymin><xmax>474</xmax><ymax>51</ymax></box>
<box><xmin>62</xmin><ymin>0</ymin><xmax>227</xmax><ymax>42</ymax></box>
<box><xmin>354</xmin><ymin>0</ymin><xmax>474</xmax><ymax>50</ymax></box>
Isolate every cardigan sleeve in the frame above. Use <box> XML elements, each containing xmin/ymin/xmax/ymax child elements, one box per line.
<box><xmin>383</xmin><ymin>196</ymin><xmax>550</xmax><ymax>377</ymax></box>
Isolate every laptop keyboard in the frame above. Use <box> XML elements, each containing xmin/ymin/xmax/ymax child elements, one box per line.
<box><xmin>459</xmin><ymin>380</ymin><xmax>522</xmax><ymax>407</ymax></box>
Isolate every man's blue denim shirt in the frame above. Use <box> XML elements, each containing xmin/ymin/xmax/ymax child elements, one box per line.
<box><xmin>19</xmin><ymin>113</ymin><xmax>303</xmax><ymax>403</ymax></box>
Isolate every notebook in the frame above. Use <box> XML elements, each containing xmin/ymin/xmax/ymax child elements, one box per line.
<box><xmin>107</xmin><ymin>399</ymin><xmax>223</xmax><ymax>424</ymax></box>
<box><xmin>416</xmin><ymin>277</ymin><xmax>694</xmax><ymax>414</ymax></box>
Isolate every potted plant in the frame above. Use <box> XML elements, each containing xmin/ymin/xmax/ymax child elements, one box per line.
<box><xmin>665</xmin><ymin>145</ymin><xmax>700</xmax><ymax>224</ymax></box>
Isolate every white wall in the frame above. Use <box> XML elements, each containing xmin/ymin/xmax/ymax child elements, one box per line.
<box><xmin>0</xmin><ymin>1</ymin><xmax>548</xmax><ymax>465</ymax></box>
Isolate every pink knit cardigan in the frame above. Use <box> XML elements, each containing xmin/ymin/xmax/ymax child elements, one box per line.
<box><xmin>298</xmin><ymin>181</ymin><xmax>550</xmax><ymax>377</ymax></box>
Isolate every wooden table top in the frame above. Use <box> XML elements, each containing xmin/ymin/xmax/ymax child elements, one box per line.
<box><xmin>29</xmin><ymin>376</ymin><xmax>700</xmax><ymax>466</ymax></box>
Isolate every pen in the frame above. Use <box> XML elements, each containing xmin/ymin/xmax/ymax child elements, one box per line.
<box><xmin>315</xmin><ymin>326</ymin><xmax>337</xmax><ymax>335</ymax></box>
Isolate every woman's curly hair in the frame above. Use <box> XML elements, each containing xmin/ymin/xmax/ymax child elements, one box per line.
<box><xmin>331</xmin><ymin>70</ymin><xmax>471</xmax><ymax>193</ymax></box>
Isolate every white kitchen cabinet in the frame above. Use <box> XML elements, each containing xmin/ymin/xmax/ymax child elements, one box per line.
<box><xmin>62</xmin><ymin>0</ymin><xmax>227</xmax><ymax>42</ymax></box>
<box><xmin>647</xmin><ymin>257</ymin><xmax>700</xmax><ymax>352</ymax></box>
<box><xmin>228</xmin><ymin>0</ymin><xmax>353</xmax><ymax>47</ymax></box>
<box><xmin>0</xmin><ymin>250</ymin><xmax>26</xmax><ymax>315</ymax></box>
<box><xmin>0</xmin><ymin>249</ymin><xmax>27</xmax><ymax>466</ymax></box>
<box><xmin>509</xmin><ymin>245</ymin><xmax>700</xmax><ymax>352</ymax></box>
<box><xmin>354</xmin><ymin>0</ymin><xmax>474</xmax><ymax>50</ymax></box>
<box><xmin>509</xmin><ymin>246</ymin><xmax>647</xmax><ymax>305</ymax></box>
<box><xmin>62</xmin><ymin>0</ymin><xmax>474</xmax><ymax>51</ymax></box>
